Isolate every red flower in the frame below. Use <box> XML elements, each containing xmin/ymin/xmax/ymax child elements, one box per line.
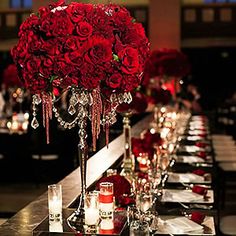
<box><xmin>106</xmin><ymin>73</ymin><xmax>122</xmax><ymax>89</ymax></box>
<box><xmin>118</xmin><ymin>47</ymin><xmax>139</xmax><ymax>75</ymax></box>
<box><xmin>76</xmin><ymin>21</ymin><xmax>93</xmax><ymax>41</ymax></box>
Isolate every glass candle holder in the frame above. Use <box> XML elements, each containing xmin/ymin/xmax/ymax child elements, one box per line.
<box><xmin>84</xmin><ymin>192</ymin><xmax>100</xmax><ymax>227</ymax></box>
<box><xmin>48</xmin><ymin>184</ymin><xmax>62</xmax><ymax>225</ymax></box>
<box><xmin>99</xmin><ymin>219</ymin><xmax>114</xmax><ymax>234</ymax></box>
<box><xmin>99</xmin><ymin>182</ymin><xmax>114</xmax><ymax>220</ymax></box>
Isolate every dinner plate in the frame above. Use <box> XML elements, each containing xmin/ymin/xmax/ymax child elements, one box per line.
<box><xmin>154</xmin><ymin>215</ymin><xmax>215</xmax><ymax>235</ymax></box>
<box><xmin>167</xmin><ymin>172</ymin><xmax>211</xmax><ymax>184</ymax></box>
<box><xmin>161</xmin><ymin>189</ymin><xmax>214</xmax><ymax>204</ymax></box>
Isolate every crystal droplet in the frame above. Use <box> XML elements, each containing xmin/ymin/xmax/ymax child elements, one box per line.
<box><xmin>68</xmin><ymin>104</ymin><xmax>76</xmax><ymax>115</ymax></box>
<box><xmin>88</xmin><ymin>93</ymin><xmax>93</xmax><ymax>106</ymax></box>
<box><xmin>34</xmin><ymin>94</ymin><xmax>41</xmax><ymax>105</ymax></box>
<box><xmin>118</xmin><ymin>94</ymin><xmax>124</xmax><ymax>104</ymax></box>
<box><xmin>127</xmin><ymin>92</ymin><xmax>132</xmax><ymax>104</ymax></box>
<box><xmin>79</xmin><ymin>91</ymin><xmax>89</xmax><ymax>105</ymax></box>
<box><xmin>70</xmin><ymin>93</ymin><xmax>79</xmax><ymax>106</ymax></box>
<box><xmin>31</xmin><ymin>117</ymin><xmax>39</xmax><ymax>129</ymax></box>
<box><xmin>110</xmin><ymin>93</ymin><xmax>117</xmax><ymax>103</ymax></box>
<box><xmin>110</xmin><ymin>115</ymin><xmax>117</xmax><ymax>125</ymax></box>
<box><xmin>123</xmin><ymin>92</ymin><xmax>128</xmax><ymax>103</ymax></box>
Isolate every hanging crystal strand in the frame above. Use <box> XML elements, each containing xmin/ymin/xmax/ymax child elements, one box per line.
<box><xmin>42</xmin><ymin>93</ymin><xmax>52</xmax><ymax>144</ymax></box>
<box><xmin>91</xmin><ymin>88</ymin><xmax>102</xmax><ymax>151</ymax></box>
<box><xmin>31</xmin><ymin>94</ymin><xmax>41</xmax><ymax>129</ymax></box>
<box><xmin>67</xmin><ymin>114</ymin><xmax>88</xmax><ymax>233</ymax></box>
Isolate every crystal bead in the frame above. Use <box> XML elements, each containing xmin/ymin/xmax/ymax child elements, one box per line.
<box><xmin>68</xmin><ymin>105</ymin><xmax>76</xmax><ymax>115</ymax></box>
<box><xmin>127</xmin><ymin>92</ymin><xmax>132</xmax><ymax>104</ymax></box>
<box><xmin>123</xmin><ymin>92</ymin><xmax>128</xmax><ymax>103</ymax></box>
<box><xmin>31</xmin><ymin>117</ymin><xmax>39</xmax><ymax>129</ymax></box>
<box><xmin>79</xmin><ymin>91</ymin><xmax>89</xmax><ymax>105</ymax></box>
<box><xmin>110</xmin><ymin>93</ymin><xmax>117</xmax><ymax>103</ymax></box>
<box><xmin>33</xmin><ymin>94</ymin><xmax>42</xmax><ymax>105</ymax></box>
<box><xmin>118</xmin><ymin>94</ymin><xmax>124</xmax><ymax>104</ymax></box>
<box><xmin>110</xmin><ymin>116</ymin><xmax>117</xmax><ymax>124</ymax></box>
<box><xmin>70</xmin><ymin>93</ymin><xmax>79</xmax><ymax>106</ymax></box>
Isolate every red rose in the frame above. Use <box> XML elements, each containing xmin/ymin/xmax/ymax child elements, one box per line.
<box><xmin>26</xmin><ymin>57</ymin><xmax>41</xmax><ymax>73</ymax></box>
<box><xmin>106</xmin><ymin>73</ymin><xmax>122</xmax><ymax>89</ymax></box>
<box><xmin>64</xmin><ymin>51</ymin><xmax>84</xmax><ymax>67</ymax></box>
<box><xmin>76</xmin><ymin>21</ymin><xmax>93</xmax><ymax>41</ymax></box>
<box><xmin>25</xmin><ymin>73</ymin><xmax>47</xmax><ymax>93</ymax></box>
<box><xmin>84</xmin><ymin>36</ymin><xmax>112</xmax><ymax>64</ymax></box>
<box><xmin>121</xmin><ymin>75</ymin><xmax>140</xmax><ymax>92</ymax></box>
<box><xmin>118</xmin><ymin>47</ymin><xmax>139</xmax><ymax>74</ymax></box>
<box><xmin>64</xmin><ymin>36</ymin><xmax>80</xmax><ymax>51</ymax></box>
<box><xmin>52</xmin><ymin>11</ymin><xmax>74</xmax><ymax>37</ymax></box>
<box><xmin>60</xmin><ymin>76</ymin><xmax>78</xmax><ymax>88</ymax></box>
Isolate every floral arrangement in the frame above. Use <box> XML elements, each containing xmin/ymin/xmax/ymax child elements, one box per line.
<box><xmin>96</xmin><ymin>174</ymin><xmax>134</xmax><ymax>206</ymax></box>
<box><xmin>145</xmin><ymin>87</ymin><xmax>171</xmax><ymax>105</ymax></box>
<box><xmin>11</xmin><ymin>0</ymin><xmax>149</xmax><ymax>145</ymax></box>
<box><xmin>2</xmin><ymin>64</ymin><xmax>23</xmax><ymax>88</ymax></box>
<box><xmin>143</xmin><ymin>48</ymin><xmax>191</xmax><ymax>85</ymax></box>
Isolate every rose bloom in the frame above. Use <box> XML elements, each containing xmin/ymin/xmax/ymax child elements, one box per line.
<box><xmin>106</xmin><ymin>73</ymin><xmax>122</xmax><ymax>89</ymax></box>
<box><xmin>118</xmin><ymin>47</ymin><xmax>139</xmax><ymax>75</ymax></box>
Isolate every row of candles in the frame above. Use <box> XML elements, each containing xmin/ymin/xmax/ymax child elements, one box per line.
<box><xmin>48</xmin><ymin>182</ymin><xmax>115</xmax><ymax>233</ymax></box>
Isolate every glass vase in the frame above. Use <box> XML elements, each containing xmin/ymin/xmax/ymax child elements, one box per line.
<box><xmin>120</xmin><ymin>112</ymin><xmax>135</xmax><ymax>180</ymax></box>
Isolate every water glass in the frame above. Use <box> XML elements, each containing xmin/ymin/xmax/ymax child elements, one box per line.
<box><xmin>130</xmin><ymin>220</ymin><xmax>150</xmax><ymax>236</ymax></box>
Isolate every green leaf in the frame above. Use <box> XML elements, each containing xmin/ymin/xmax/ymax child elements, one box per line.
<box><xmin>113</xmin><ymin>54</ymin><xmax>119</xmax><ymax>62</ymax></box>
<box><xmin>49</xmin><ymin>75</ymin><xmax>58</xmax><ymax>83</ymax></box>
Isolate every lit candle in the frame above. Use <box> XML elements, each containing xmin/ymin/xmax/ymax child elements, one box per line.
<box><xmin>85</xmin><ymin>208</ymin><xmax>99</xmax><ymax>226</ymax></box>
<box><xmin>48</xmin><ymin>184</ymin><xmax>62</xmax><ymax>224</ymax></box>
<box><xmin>99</xmin><ymin>182</ymin><xmax>114</xmax><ymax>220</ymax></box>
<box><xmin>49</xmin><ymin>196</ymin><xmax>62</xmax><ymax>214</ymax></box>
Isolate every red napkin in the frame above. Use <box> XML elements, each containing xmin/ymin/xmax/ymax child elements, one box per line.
<box><xmin>191</xmin><ymin>211</ymin><xmax>205</xmax><ymax>224</ymax></box>
<box><xmin>197</xmin><ymin>151</ymin><xmax>207</xmax><ymax>159</ymax></box>
<box><xmin>195</xmin><ymin>142</ymin><xmax>208</xmax><ymax>148</ymax></box>
<box><xmin>192</xmin><ymin>169</ymin><xmax>206</xmax><ymax>176</ymax></box>
<box><xmin>192</xmin><ymin>185</ymin><xmax>208</xmax><ymax>196</ymax></box>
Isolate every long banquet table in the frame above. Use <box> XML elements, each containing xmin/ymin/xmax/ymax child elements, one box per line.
<box><xmin>0</xmin><ymin>112</ymin><xmax>220</xmax><ymax>235</ymax></box>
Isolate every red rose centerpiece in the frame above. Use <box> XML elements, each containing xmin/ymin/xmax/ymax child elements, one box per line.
<box><xmin>143</xmin><ymin>48</ymin><xmax>190</xmax><ymax>107</ymax></box>
<box><xmin>11</xmin><ymin>0</ymin><xmax>149</xmax><ymax>232</ymax></box>
<box><xmin>11</xmin><ymin>0</ymin><xmax>149</xmax><ymax>145</ymax></box>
